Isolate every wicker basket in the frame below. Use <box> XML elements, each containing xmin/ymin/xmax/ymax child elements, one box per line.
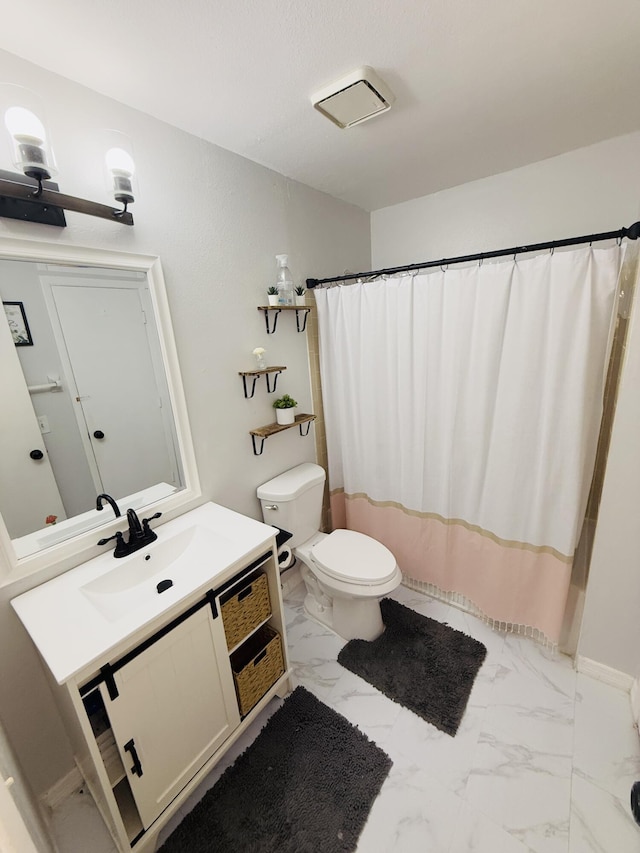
<box><xmin>221</xmin><ymin>573</ymin><xmax>271</xmax><ymax>650</ymax></box>
<box><xmin>231</xmin><ymin>625</ymin><xmax>284</xmax><ymax>717</ymax></box>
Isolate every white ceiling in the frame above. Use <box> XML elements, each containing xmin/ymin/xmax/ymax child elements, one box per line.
<box><xmin>1</xmin><ymin>0</ymin><xmax>639</xmax><ymax>212</ymax></box>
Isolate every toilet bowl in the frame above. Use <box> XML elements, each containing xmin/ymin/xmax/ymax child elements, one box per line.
<box><xmin>257</xmin><ymin>463</ymin><xmax>402</xmax><ymax>641</ymax></box>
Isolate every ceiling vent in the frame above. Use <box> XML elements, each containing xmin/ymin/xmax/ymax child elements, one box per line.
<box><xmin>310</xmin><ymin>66</ymin><xmax>395</xmax><ymax>129</ymax></box>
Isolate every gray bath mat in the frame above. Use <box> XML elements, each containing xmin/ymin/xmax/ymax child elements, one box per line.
<box><xmin>159</xmin><ymin>686</ymin><xmax>391</xmax><ymax>853</ymax></box>
<box><xmin>338</xmin><ymin>598</ymin><xmax>487</xmax><ymax>736</ymax></box>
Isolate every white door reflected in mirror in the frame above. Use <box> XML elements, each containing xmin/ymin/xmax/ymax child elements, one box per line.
<box><xmin>44</xmin><ymin>275</ymin><xmax>180</xmax><ymax>499</ymax></box>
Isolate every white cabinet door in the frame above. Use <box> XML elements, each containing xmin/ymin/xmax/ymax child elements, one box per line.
<box><xmin>101</xmin><ymin>601</ymin><xmax>240</xmax><ymax>829</ymax></box>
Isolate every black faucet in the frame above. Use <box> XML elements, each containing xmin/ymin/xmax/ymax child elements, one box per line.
<box><xmin>96</xmin><ymin>494</ymin><xmax>122</xmax><ymax>518</ymax></box>
<box><xmin>127</xmin><ymin>508</ymin><xmax>144</xmax><ymax>540</ymax></box>
<box><xmin>97</xmin><ymin>509</ymin><xmax>163</xmax><ymax>558</ymax></box>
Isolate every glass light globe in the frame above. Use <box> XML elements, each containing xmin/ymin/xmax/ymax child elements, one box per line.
<box><xmin>4</xmin><ymin>106</ymin><xmax>54</xmax><ymax>179</ymax></box>
<box><xmin>104</xmin><ymin>148</ymin><xmax>136</xmax><ymax>205</ymax></box>
<box><xmin>105</xmin><ymin>147</ymin><xmax>135</xmax><ymax>204</ymax></box>
<box><xmin>105</xmin><ymin>147</ymin><xmax>135</xmax><ymax>177</ymax></box>
<box><xmin>5</xmin><ymin>106</ymin><xmax>47</xmax><ymax>143</ymax></box>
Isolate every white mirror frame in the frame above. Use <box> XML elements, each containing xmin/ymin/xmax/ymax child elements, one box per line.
<box><xmin>0</xmin><ymin>237</ymin><xmax>201</xmax><ymax>586</ymax></box>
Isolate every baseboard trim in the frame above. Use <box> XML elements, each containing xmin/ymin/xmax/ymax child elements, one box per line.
<box><xmin>40</xmin><ymin>766</ymin><xmax>83</xmax><ymax>810</ymax></box>
<box><xmin>575</xmin><ymin>655</ymin><xmax>634</xmax><ymax>692</ymax></box>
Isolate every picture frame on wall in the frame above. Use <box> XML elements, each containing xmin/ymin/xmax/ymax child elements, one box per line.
<box><xmin>3</xmin><ymin>301</ymin><xmax>33</xmax><ymax>346</ymax></box>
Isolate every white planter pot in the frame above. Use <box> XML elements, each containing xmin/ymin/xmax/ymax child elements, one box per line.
<box><xmin>275</xmin><ymin>407</ymin><xmax>296</xmax><ymax>425</ymax></box>
<box><xmin>267</xmin><ymin>294</ymin><xmax>279</xmax><ymax>306</ymax></box>
<box><xmin>295</xmin><ymin>294</ymin><xmax>306</xmax><ymax>306</ymax></box>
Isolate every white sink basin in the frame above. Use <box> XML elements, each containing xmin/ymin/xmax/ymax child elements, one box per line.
<box><xmin>80</xmin><ymin>525</ymin><xmax>220</xmax><ymax>622</ymax></box>
<box><xmin>12</xmin><ymin>501</ymin><xmax>277</xmax><ymax>686</ymax></box>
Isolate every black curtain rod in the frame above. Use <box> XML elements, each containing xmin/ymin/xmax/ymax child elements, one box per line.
<box><xmin>306</xmin><ymin>220</ymin><xmax>640</xmax><ymax>289</ymax></box>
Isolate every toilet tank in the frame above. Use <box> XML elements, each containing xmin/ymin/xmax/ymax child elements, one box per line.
<box><xmin>257</xmin><ymin>463</ymin><xmax>326</xmax><ymax>548</ymax></box>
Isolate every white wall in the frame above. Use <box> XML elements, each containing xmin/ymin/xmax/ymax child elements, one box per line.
<box><xmin>372</xmin><ymin>132</ymin><xmax>640</xmax><ymax>267</ymax></box>
<box><xmin>371</xmin><ymin>131</ymin><xmax>640</xmax><ymax>678</ymax></box>
<box><xmin>0</xmin><ymin>48</ymin><xmax>370</xmax><ymax>799</ymax></box>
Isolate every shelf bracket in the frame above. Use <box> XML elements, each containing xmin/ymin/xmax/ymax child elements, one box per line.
<box><xmin>295</xmin><ymin>308</ymin><xmax>310</xmax><ymax>333</ymax></box>
<box><xmin>252</xmin><ymin>434</ymin><xmax>266</xmax><ymax>456</ymax></box>
<box><xmin>262</xmin><ymin>308</ymin><xmax>281</xmax><ymax>334</ymax></box>
<box><xmin>265</xmin><ymin>370</ymin><xmax>282</xmax><ymax>393</ymax></box>
<box><xmin>299</xmin><ymin>420</ymin><xmax>312</xmax><ymax>437</ymax></box>
<box><xmin>242</xmin><ymin>375</ymin><xmax>259</xmax><ymax>399</ymax></box>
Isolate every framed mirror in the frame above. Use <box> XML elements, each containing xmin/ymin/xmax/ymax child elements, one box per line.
<box><xmin>0</xmin><ymin>238</ymin><xmax>201</xmax><ymax>582</ymax></box>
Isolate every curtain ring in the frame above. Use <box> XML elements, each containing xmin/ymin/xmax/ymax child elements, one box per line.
<box><xmin>478</xmin><ymin>256</ymin><xmax>484</xmax><ymax>267</ymax></box>
<box><xmin>617</xmin><ymin>235</ymin><xmax>623</xmax><ymax>247</ymax></box>
<box><xmin>550</xmin><ymin>245</ymin><xmax>555</xmax><ymax>256</ymax></box>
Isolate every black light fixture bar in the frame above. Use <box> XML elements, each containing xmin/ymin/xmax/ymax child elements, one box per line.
<box><xmin>0</xmin><ymin>170</ymin><xmax>133</xmax><ymax>227</ymax></box>
<box><xmin>306</xmin><ymin>221</ymin><xmax>640</xmax><ymax>288</ymax></box>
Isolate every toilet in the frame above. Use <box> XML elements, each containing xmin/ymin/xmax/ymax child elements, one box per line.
<box><xmin>257</xmin><ymin>463</ymin><xmax>402</xmax><ymax>641</ymax></box>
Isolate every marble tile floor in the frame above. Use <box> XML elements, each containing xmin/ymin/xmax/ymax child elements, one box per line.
<box><xmin>50</xmin><ymin>580</ymin><xmax>640</xmax><ymax>853</ymax></box>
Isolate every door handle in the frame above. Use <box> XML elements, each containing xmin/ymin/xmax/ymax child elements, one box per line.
<box><xmin>123</xmin><ymin>738</ymin><xmax>144</xmax><ymax>777</ymax></box>
<box><xmin>93</xmin><ymin>430</ymin><xmax>105</xmax><ymax>439</ymax></box>
<box><xmin>29</xmin><ymin>449</ymin><xmax>44</xmax><ymax>460</ymax></box>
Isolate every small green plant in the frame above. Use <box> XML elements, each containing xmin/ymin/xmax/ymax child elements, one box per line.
<box><xmin>294</xmin><ymin>285</ymin><xmax>305</xmax><ymax>296</ymax></box>
<box><xmin>273</xmin><ymin>394</ymin><xmax>297</xmax><ymax>409</ymax></box>
<box><xmin>267</xmin><ymin>286</ymin><xmax>278</xmax><ymax>295</ymax></box>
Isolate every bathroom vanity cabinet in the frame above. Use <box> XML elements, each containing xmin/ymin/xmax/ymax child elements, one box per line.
<box><xmin>11</xmin><ymin>503</ymin><xmax>291</xmax><ymax>852</ymax></box>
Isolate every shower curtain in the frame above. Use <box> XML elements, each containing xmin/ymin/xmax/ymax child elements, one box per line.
<box><xmin>315</xmin><ymin>246</ymin><xmax>621</xmax><ymax>645</ymax></box>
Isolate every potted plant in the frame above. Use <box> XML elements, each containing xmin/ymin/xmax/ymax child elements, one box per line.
<box><xmin>267</xmin><ymin>286</ymin><xmax>279</xmax><ymax>306</ymax></box>
<box><xmin>273</xmin><ymin>393</ymin><xmax>297</xmax><ymax>425</ymax></box>
<box><xmin>294</xmin><ymin>284</ymin><xmax>306</xmax><ymax>306</ymax></box>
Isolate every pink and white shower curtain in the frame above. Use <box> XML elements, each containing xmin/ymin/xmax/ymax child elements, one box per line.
<box><xmin>315</xmin><ymin>246</ymin><xmax>622</xmax><ymax>645</ymax></box>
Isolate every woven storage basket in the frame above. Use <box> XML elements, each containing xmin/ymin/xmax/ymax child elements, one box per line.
<box><xmin>232</xmin><ymin>625</ymin><xmax>284</xmax><ymax>717</ymax></box>
<box><xmin>221</xmin><ymin>573</ymin><xmax>271</xmax><ymax>650</ymax></box>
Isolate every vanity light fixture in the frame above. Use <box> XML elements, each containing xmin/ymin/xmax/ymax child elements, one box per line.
<box><xmin>0</xmin><ymin>99</ymin><xmax>134</xmax><ymax>227</ymax></box>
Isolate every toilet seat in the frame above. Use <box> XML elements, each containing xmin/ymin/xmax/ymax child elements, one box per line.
<box><xmin>311</xmin><ymin>529</ymin><xmax>398</xmax><ymax>585</ymax></box>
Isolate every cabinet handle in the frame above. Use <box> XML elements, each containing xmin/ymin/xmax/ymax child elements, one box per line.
<box><xmin>123</xmin><ymin>738</ymin><xmax>144</xmax><ymax>777</ymax></box>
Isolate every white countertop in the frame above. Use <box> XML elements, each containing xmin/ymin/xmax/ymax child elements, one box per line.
<box><xmin>11</xmin><ymin>503</ymin><xmax>276</xmax><ymax>685</ymax></box>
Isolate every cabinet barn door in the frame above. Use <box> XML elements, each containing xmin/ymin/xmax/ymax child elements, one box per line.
<box><xmin>102</xmin><ymin>605</ymin><xmax>240</xmax><ymax>829</ymax></box>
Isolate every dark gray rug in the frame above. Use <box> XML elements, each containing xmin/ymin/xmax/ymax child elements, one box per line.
<box><xmin>159</xmin><ymin>686</ymin><xmax>391</xmax><ymax>853</ymax></box>
<box><xmin>338</xmin><ymin>598</ymin><xmax>487</xmax><ymax>736</ymax></box>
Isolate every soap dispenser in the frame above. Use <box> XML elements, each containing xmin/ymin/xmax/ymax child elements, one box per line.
<box><xmin>275</xmin><ymin>254</ymin><xmax>294</xmax><ymax>306</ymax></box>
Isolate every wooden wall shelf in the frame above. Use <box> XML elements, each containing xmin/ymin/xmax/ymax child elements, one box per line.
<box><xmin>238</xmin><ymin>366</ymin><xmax>285</xmax><ymax>398</ymax></box>
<box><xmin>249</xmin><ymin>413</ymin><xmax>316</xmax><ymax>455</ymax></box>
<box><xmin>257</xmin><ymin>305</ymin><xmax>311</xmax><ymax>334</ymax></box>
